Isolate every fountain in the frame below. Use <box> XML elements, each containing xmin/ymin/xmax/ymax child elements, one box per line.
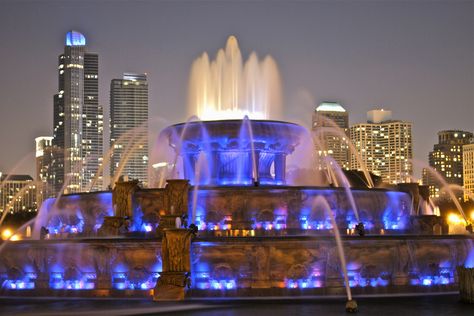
<box><xmin>1</xmin><ymin>37</ymin><xmax>473</xmax><ymax>305</ymax></box>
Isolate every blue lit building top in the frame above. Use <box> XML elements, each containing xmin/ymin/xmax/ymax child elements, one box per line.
<box><xmin>65</xmin><ymin>31</ymin><xmax>86</xmax><ymax>46</ymax></box>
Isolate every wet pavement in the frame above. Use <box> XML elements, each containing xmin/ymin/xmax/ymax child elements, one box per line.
<box><xmin>0</xmin><ymin>294</ymin><xmax>473</xmax><ymax>316</ymax></box>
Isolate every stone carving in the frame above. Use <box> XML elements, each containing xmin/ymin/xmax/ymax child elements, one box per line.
<box><xmin>164</xmin><ymin>180</ymin><xmax>190</xmax><ymax>216</ymax></box>
<box><xmin>113</xmin><ymin>179</ymin><xmax>140</xmax><ymax>217</ymax></box>
<box><xmin>161</xmin><ymin>229</ymin><xmax>193</xmax><ymax>272</ymax></box>
<box><xmin>154</xmin><ymin>228</ymin><xmax>194</xmax><ymax>301</ymax></box>
<box><xmin>97</xmin><ymin>216</ymin><xmax>125</xmax><ymax>237</ymax></box>
<box><xmin>458</xmin><ymin>267</ymin><xmax>474</xmax><ymax>303</ymax></box>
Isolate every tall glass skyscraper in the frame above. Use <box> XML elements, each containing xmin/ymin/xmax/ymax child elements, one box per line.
<box><xmin>52</xmin><ymin>31</ymin><xmax>103</xmax><ymax>194</ymax></box>
<box><xmin>110</xmin><ymin>73</ymin><xmax>149</xmax><ymax>186</ymax></box>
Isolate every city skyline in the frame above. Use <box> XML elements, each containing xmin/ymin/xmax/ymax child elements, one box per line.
<box><xmin>0</xmin><ymin>1</ymin><xmax>473</xmax><ymax>179</ymax></box>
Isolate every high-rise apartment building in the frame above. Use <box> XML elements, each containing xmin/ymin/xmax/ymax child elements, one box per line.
<box><xmin>110</xmin><ymin>73</ymin><xmax>149</xmax><ymax>186</ymax></box>
<box><xmin>312</xmin><ymin>102</ymin><xmax>350</xmax><ymax>170</ymax></box>
<box><xmin>463</xmin><ymin>142</ymin><xmax>474</xmax><ymax>201</ymax></box>
<box><xmin>422</xmin><ymin>130</ymin><xmax>472</xmax><ymax>200</ymax></box>
<box><xmin>0</xmin><ymin>173</ymin><xmax>37</xmax><ymax>213</ymax></box>
<box><xmin>35</xmin><ymin>136</ymin><xmax>54</xmax><ymax>204</ymax></box>
<box><xmin>52</xmin><ymin>31</ymin><xmax>103</xmax><ymax>194</ymax></box>
<box><xmin>350</xmin><ymin>109</ymin><xmax>413</xmax><ymax>184</ymax></box>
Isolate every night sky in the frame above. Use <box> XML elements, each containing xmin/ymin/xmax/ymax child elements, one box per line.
<box><xmin>0</xmin><ymin>0</ymin><xmax>472</xmax><ymax>178</ymax></box>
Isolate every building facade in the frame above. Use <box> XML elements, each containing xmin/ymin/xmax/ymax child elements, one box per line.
<box><xmin>35</xmin><ymin>137</ymin><xmax>54</xmax><ymax>204</ymax></box>
<box><xmin>110</xmin><ymin>73</ymin><xmax>149</xmax><ymax>186</ymax></box>
<box><xmin>52</xmin><ymin>31</ymin><xmax>103</xmax><ymax>194</ymax></box>
<box><xmin>350</xmin><ymin>109</ymin><xmax>413</xmax><ymax>184</ymax></box>
<box><xmin>312</xmin><ymin>102</ymin><xmax>350</xmax><ymax>170</ymax></box>
<box><xmin>0</xmin><ymin>173</ymin><xmax>37</xmax><ymax>214</ymax></box>
<box><xmin>422</xmin><ymin>130</ymin><xmax>473</xmax><ymax>200</ymax></box>
<box><xmin>463</xmin><ymin>143</ymin><xmax>474</xmax><ymax>201</ymax></box>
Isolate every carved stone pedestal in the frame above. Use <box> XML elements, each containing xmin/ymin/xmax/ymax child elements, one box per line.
<box><xmin>157</xmin><ymin>215</ymin><xmax>180</xmax><ymax>236</ymax></box>
<box><xmin>35</xmin><ymin>278</ymin><xmax>50</xmax><ymax>290</ymax></box>
<box><xmin>113</xmin><ymin>179</ymin><xmax>140</xmax><ymax>218</ymax></box>
<box><xmin>96</xmin><ymin>276</ymin><xmax>111</xmax><ymax>289</ymax></box>
<box><xmin>153</xmin><ymin>272</ymin><xmax>190</xmax><ymax>301</ymax></box>
<box><xmin>457</xmin><ymin>266</ymin><xmax>474</xmax><ymax>303</ymax></box>
<box><xmin>392</xmin><ymin>273</ymin><xmax>409</xmax><ymax>286</ymax></box>
<box><xmin>153</xmin><ymin>229</ymin><xmax>194</xmax><ymax>301</ymax></box>
<box><xmin>251</xmin><ymin>279</ymin><xmax>271</xmax><ymax>288</ymax></box>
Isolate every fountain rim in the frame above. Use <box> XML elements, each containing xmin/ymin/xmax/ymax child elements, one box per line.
<box><xmin>164</xmin><ymin>119</ymin><xmax>305</xmax><ymax>129</ymax></box>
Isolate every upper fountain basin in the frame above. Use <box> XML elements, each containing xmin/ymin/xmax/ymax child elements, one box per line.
<box><xmin>162</xmin><ymin>119</ymin><xmax>306</xmax><ymax>186</ymax></box>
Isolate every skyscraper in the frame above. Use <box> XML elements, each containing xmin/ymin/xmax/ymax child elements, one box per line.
<box><xmin>35</xmin><ymin>136</ymin><xmax>54</xmax><ymax>204</ymax></box>
<box><xmin>463</xmin><ymin>142</ymin><xmax>474</xmax><ymax>202</ymax></box>
<box><xmin>312</xmin><ymin>102</ymin><xmax>350</xmax><ymax>170</ymax></box>
<box><xmin>110</xmin><ymin>73</ymin><xmax>149</xmax><ymax>186</ymax></box>
<box><xmin>423</xmin><ymin>130</ymin><xmax>473</xmax><ymax>200</ymax></box>
<box><xmin>0</xmin><ymin>173</ymin><xmax>36</xmax><ymax>214</ymax></box>
<box><xmin>52</xmin><ymin>31</ymin><xmax>103</xmax><ymax>194</ymax></box>
<box><xmin>350</xmin><ymin>109</ymin><xmax>413</xmax><ymax>184</ymax></box>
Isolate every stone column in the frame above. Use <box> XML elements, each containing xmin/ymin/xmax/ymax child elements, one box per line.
<box><xmin>112</xmin><ymin>179</ymin><xmax>140</xmax><ymax>218</ymax></box>
<box><xmin>457</xmin><ymin>267</ymin><xmax>474</xmax><ymax>303</ymax></box>
<box><xmin>164</xmin><ymin>179</ymin><xmax>190</xmax><ymax>217</ymax></box>
<box><xmin>156</xmin><ymin>180</ymin><xmax>190</xmax><ymax>236</ymax></box>
<box><xmin>97</xmin><ymin>179</ymin><xmax>139</xmax><ymax>236</ymax></box>
<box><xmin>153</xmin><ymin>229</ymin><xmax>194</xmax><ymax>301</ymax></box>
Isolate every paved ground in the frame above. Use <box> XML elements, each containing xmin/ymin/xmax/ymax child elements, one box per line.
<box><xmin>0</xmin><ymin>294</ymin><xmax>473</xmax><ymax>316</ymax></box>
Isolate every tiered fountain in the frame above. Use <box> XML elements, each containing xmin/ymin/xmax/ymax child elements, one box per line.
<box><xmin>1</xmin><ymin>37</ymin><xmax>473</xmax><ymax>302</ymax></box>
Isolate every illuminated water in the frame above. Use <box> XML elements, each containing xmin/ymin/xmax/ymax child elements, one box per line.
<box><xmin>188</xmin><ymin>36</ymin><xmax>282</xmax><ymax>120</ymax></box>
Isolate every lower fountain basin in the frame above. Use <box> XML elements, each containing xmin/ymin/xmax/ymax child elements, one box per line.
<box><xmin>1</xmin><ymin>235</ymin><xmax>471</xmax><ymax>297</ymax></box>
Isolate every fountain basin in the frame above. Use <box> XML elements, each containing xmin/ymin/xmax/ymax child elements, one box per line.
<box><xmin>163</xmin><ymin>120</ymin><xmax>305</xmax><ymax>185</ymax></box>
<box><xmin>1</xmin><ymin>235</ymin><xmax>472</xmax><ymax>297</ymax></box>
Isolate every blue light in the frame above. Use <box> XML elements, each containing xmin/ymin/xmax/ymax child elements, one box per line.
<box><xmin>65</xmin><ymin>31</ymin><xmax>86</xmax><ymax>46</ymax></box>
<box><xmin>48</xmin><ymin>270</ymin><xmax>96</xmax><ymax>290</ymax></box>
<box><xmin>422</xmin><ymin>278</ymin><xmax>432</xmax><ymax>286</ymax></box>
<box><xmin>465</xmin><ymin>248</ymin><xmax>474</xmax><ymax>268</ymax></box>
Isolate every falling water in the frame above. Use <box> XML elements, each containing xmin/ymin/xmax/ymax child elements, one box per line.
<box><xmin>170</xmin><ymin>116</ymin><xmax>201</xmax><ymax>179</ymax></box>
<box><xmin>323</xmin><ymin>156</ymin><xmax>360</xmax><ymax>223</ymax></box>
<box><xmin>188</xmin><ymin>36</ymin><xmax>282</xmax><ymax>120</ymax></box>
<box><xmin>191</xmin><ymin>153</ymin><xmax>209</xmax><ymax>224</ymax></box>
<box><xmin>313</xmin><ymin>196</ymin><xmax>352</xmax><ymax>301</ymax></box>
<box><xmin>311</xmin><ymin>118</ymin><xmax>374</xmax><ymax>188</ymax></box>
<box><xmin>241</xmin><ymin>116</ymin><xmax>258</xmax><ymax>182</ymax></box>
<box><xmin>412</xmin><ymin>160</ymin><xmax>468</xmax><ymax>223</ymax></box>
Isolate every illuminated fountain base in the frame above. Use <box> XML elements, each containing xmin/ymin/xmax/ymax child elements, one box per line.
<box><xmin>1</xmin><ymin>234</ymin><xmax>471</xmax><ymax>297</ymax></box>
<box><xmin>0</xmin><ymin>184</ymin><xmax>472</xmax><ymax>298</ymax></box>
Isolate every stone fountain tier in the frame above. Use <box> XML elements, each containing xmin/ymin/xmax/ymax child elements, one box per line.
<box><xmin>162</xmin><ymin>120</ymin><xmax>306</xmax><ymax>185</ymax></box>
<box><xmin>0</xmin><ymin>235</ymin><xmax>472</xmax><ymax>297</ymax></box>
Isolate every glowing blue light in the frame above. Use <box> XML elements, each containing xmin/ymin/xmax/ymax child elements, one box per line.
<box><xmin>48</xmin><ymin>270</ymin><xmax>96</xmax><ymax>290</ymax></box>
<box><xmin>65</xmin><ymin>31</ymin><xmax>86</xmax><ymax>46</ymax></box>
<box><xmin>211</xmin><ymin>280</ymin><xmax>221</xmax><ymax>290</ymax></box>
<box><xmin>114</xmin><ymin>283</ymin><xmax>127</xmax><ymax>290</ymax></box>
<box><xmin>422</xmin><ymin>278</ymin><xmax>432</xmax><ymax>286</ymax></box>
<box><xmin>3</xmin><ymin>280</ymin><xmax>35</xmax><ymax>290</ymax></box>
<box><xmin>465</xmin><ymin>248</ymin><xmax>474</xmax><ymax>268</ymax></box>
